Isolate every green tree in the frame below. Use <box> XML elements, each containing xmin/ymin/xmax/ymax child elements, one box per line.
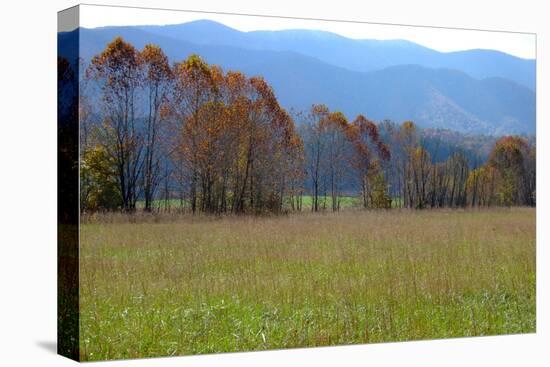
<box><xmin>81</xmin><ymin>145</ymin><xmax>121</xmax><ymax>211</ymax></box>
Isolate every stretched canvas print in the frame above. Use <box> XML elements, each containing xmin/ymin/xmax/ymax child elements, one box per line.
<box><xmin>58</xmin><ymin>4</ymin><xmax>536</xmax><ymax>362</ymax></box>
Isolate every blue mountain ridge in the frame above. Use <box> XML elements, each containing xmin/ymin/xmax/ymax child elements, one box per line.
<box><xmin>138</xmin><ymin>20</ymin><xmax>535</xmax><ymax>90</ymax></box>
<box><xmin>58</xmin><ymin>21</ymin><xmax>535</xmax><ymax>135</ymax></box>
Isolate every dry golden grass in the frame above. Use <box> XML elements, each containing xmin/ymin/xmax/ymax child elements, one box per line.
<box><xmin>79</xmin><ymin>208</ymin><xmax>535</xmax><ymax>360</ymax></box>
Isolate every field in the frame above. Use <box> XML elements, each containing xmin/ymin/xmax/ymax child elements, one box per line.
<box><xmin>79</xmin><ymin>208</ymin><xmax>536</xmax><ymax>361</ymax></box>
<box><xmin>136</xmin><ymin>195</ymin><xmax>361</xmax><ymax>211</ymax></box>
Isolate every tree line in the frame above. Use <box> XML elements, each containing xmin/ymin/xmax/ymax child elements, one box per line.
<box><xmin>75</xmin><ymin>37</ymin><xmax>536</xmax><ymax>214</ymax></box>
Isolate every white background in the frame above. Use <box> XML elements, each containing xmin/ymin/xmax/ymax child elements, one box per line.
<box><xmin>0</xmin><ymin>0</ymin><xmax>547</xmax><ymax>366</ymax></box>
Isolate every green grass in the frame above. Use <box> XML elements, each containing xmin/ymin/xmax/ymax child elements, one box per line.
<box><xmin>294</xmin><ymin>195</ymin><xmax>359</xmax><ymax>209</ymax></box>
<box><xmin>79</xmin><ymin>208</ymin><xmax>535</xmax><ymax>360</ymax></box>
<box><xmin>136</xmin><ymin>195</ymin><xmax>360</xmax><ymax>211</ymax></box>
<box><xmin>135</xmin><ymin>198</ymin><xmax>187</xmax><ymax>209</ymax></box>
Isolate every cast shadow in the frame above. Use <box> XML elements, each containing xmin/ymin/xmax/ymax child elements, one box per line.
<box><xmin>36</xmin><ymin>340</ymin><xmax>57</xmax><ymax>354</ymax></box>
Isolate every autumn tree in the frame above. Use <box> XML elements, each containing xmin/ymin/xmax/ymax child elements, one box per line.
<box><xmin>300</xmin><ymin>105</ymin><xmax>330</xmax><ymax>212</ymax></box>
<box><xmin>167</xmin><ymin>56</ymin><xmax>303</xmax><ymax>214</ymax></box>
<box><xmin>399</xmin><ymin>121</ymin><xmax>420</xmax><ymax>208</ymax></box>
<box><xmin>431</xmin><ymin>161</ymin><xmax>450</xmax><ymax>208</ymax></box>
<box><xmin>321</xmin><ymin>111</ymin><xmax>351</xmax><ymax>211</ymax></box>
<box><xmin>284</xmin><ymin>132</ymin><xmax>306</xmax><ymax>211</ymax></box>
<box><xmin>347</xmin><ymin>115</ymin><xmax>391</xmax><ymax>209</ymax></box>
<box><xmin>169</xmin><ymin>54</ymin><xmax>219</xmax><ymax>213</ymax></box>
<box><xmin>235</xmin><ymin>76</ymin><xmax>302</xmax><ymax>213</ymax></box>
<box><xmin>488</xmin><ymin>136</ymin><xmax>535</xmax><ymax>206</ymax></box>
<box><xmin>87</xmin><ymin>37</ymin><xmax>144</xmax><ymax>211</ymax></box>
<box><xmin>465</xmin><ymin>137</ymin><xmax>535</xmax><ymax>207</ymax></box>
<box><xmin>378</xmin><ymin>120</ymin><xmax>404</xmax><ymax>206</ymax></box>
<box><xmin>524</xmin><ymin>144</ymin><xmax>536</xmax><ymax>206</ymax></box>
<box><xmin>466</xmin><ymin>165</ymin><xmax>497</xmax><ymax>207</ymax></box>
<box><xmin>140</xmin><ymin>44</ymin><xmax>172</xmax><ymax>212</ymax></box>
<box><xmin>220</xmin><ymin>71</ymin><xmax>250</xmax><ymax>213</ymax></box>
<box><xmin>410</xmin><ymin>146</ymin><xmax>431</xmax><ymax>209</ymax></box>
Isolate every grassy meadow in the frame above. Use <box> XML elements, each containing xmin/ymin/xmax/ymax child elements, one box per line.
<box><xmin>79</xmin><ymin>208</ymin><xmax>535</xmax><ymax>361</ymax></box>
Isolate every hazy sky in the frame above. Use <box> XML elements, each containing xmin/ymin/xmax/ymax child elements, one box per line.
<box><xmin>77</xmin><ymin>4</ymin><xmax>536</xmax><ymax>59</ymax></box>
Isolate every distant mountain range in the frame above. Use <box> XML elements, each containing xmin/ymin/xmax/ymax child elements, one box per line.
<box><xmin>137</xmin><ymin>20</ymin><xmax>536</xmax><ymax>90</ymax></box>
<box><xmin>59</xmin><ymin>20</ymin><xmax>536</xmax><ymax>135</ymax></box>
